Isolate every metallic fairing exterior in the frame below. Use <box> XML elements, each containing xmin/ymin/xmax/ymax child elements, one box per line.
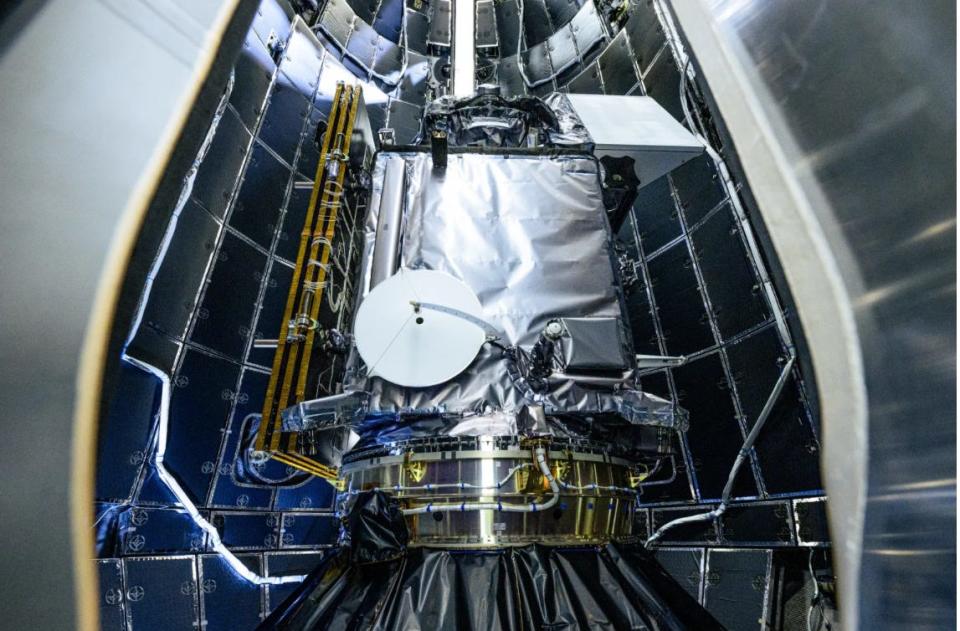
<box><xmin>666</xmin><ymin>0</ymin><xmax>955</xmax><ymax>628</ymax></box>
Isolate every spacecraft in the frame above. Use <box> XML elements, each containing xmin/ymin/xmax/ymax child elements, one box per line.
<box><xmin>0</xmin><ymin>0</ymin><xmax>953</xmax><ymax>629</ymax></box>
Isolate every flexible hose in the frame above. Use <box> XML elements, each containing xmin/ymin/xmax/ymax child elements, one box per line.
<box><xmin>344</xmin><ymin>463</ymin><xmax>533</xmax><ymax>496</ymax></box>
<box><xmin>400</xmin><ymin>447</ymin><xmax>559</xmax><ymax>515</ymax></box>
<box><xmin>645</xmin><ymin>355</ymin><xmax>796</xmax><ymax>546</ymax></box>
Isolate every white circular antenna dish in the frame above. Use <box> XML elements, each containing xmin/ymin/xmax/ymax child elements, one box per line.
<box><xmin>354</xmin><ymin>269</ymin><xmax>487</xmax><ymax>387</ymax></box>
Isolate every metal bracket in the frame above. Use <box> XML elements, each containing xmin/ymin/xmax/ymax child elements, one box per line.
<box><xmin>412</xmin><ymin>300</ymin><xmax>502</xmax><ymax>340</ymax></box>
<box><xmin>378</xmin><ymin>128</ymin><xmax>396</xmax><ymax>146</ymax></box>
<box><xmin>403</xmin><ymin>451</ymin><xmax>427</xmax><ymax>483</ymax></box>
<box><xmin>618</xmin><ymin>253</ymin><xmax>640</xmax><ymax>289</ymax></box>
<box><xmin>635</xmin><ymin>354</ymin><xmax>687</xmax><ymax>369</ymax></box>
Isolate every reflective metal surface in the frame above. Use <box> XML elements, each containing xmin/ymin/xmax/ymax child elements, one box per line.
<box><xmin>667</xmin><ymin>1</ymin><xmax>955</xmax><ymax>628</ymax></box>
<box><xmin>342</xmin><ymin>441</ymin><xmax>642</xmax><ymax>545</ymax></box>
<box><xmin>348</xmin><ymin>151</ymin><xmax>685</xmax><ymax>431</ymax></box>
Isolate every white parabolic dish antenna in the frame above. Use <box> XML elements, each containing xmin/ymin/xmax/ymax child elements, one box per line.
<box><xmin>354</xmin><ymin>268</ymin><xmax>487</xmax><ymax>387</ymax></box>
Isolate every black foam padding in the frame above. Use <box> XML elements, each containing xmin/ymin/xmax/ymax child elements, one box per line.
<box><xmin>404</xmin><ymin>8</ymin><xmax>431</xmax><ymax>55</ymax></box>
<box><xmin>671</xmin><ymin>353</ymin><xmax>758</xmax><ymax>499</ymax></box>
<box><xmin>546</xmin><ymin>25</ymin><xmax>578</xmax><ymax>76</ymax></box>
<box><xmin>691</xmin><ymin>204</ymin><xmax>770</xmax><ymax>340</ymax></box>
<box><xmin>207</xmin><ymin>369</ymin><xmax>275</xmax><ymax>509</ymax></box>
<box><xmin>213</xmin><ymin>511</ymin><xmax>281</xmax><ymax>550</ymax></box>
<box><xmin>96</xmin><ymin>363</ymin><xmax>161</xmax><ymax>502</ymax></box>
<box><xmin>494</xmin><ymin>0</ymin><xmax>521</xmax><ymax>56</ymax></box>
<box><xmin>629</xmin><ymin>510</ymin><xmax>646</xmax><ymax>542</ymax></box>
<box><xmin>320</xmin><ymin>0</ymin><xmax>355</xmax><ymax>46</ymax></box>
<box><xmin>599</xmin><ymin>31</ymin><xmax>640</xmax><ymax>95</ymax></box>
<box><xmin>118</xmin><ymin>507</ymin><xmax>206</xmax><ymax>556</ymax></box>
<box><xmin>387</xmin><ymin>98</ymin><xmax>423</xmax><ymax>143</ymax></box>
<box><xmin>347</xmin><ymin>0</ymin><xmax>378</xmax><ymax>23</ymax></box>
<box><xmin>318</xmin><ymin>30</ymin><xmax>346</xmax><ymax>60</ymax></box>
<box><xmin>248</xmin><ymin>260</ymin><xmax>294</xmax><ymax>367</ymax></box>
<box><xmin>123</xmin><ymin>557</ymin><xmax>200</xmax><ymax>630</ymax></box>
<box><xmin>625</xmin><ymin>284</ymin><xmax>660</xmax><ymax>355</ymax></box>
<box><xmin>570</xmin><ymin>2</ymin><xmax>605</xmax><ymax>59</ymax></box>
<box><xmin>140</xmin><ymin>198</ymin><xmax>219</xmax><ymax>341</ymax></box>
<box><xmin>296</xmin><ymin>106</ymin><xmax>326</xmax><ymax>178</ymax></box>
<box><xmin>265</xmin><ymin>552</ymin><xmax>330</xmax><ymax>615</ymax></box>
<box><xmin>230</xmin><ymin>142</ymin><xmax>291</xmax><ymax>249</ymax></box>
<box><xmin>428</xmin><ymin>0</ymin><xmax>451</xmax><ymax>46</ymax></box>
<box><xmin>545</xmin><ymin>0</ymin><xmax>580</xmax><ymax>30</ymax></box>
<box><xmin>720</xmin><ymin>502</ymin><xmax>793</xmax><ymax>545</ymax></box>
<box><xmin>476</xmin><ymin>0</ymin><xmax>499</xmax><ymax>48</ymax></box>
<box><xmin>726</xmin><ymin>327</ymin><xmax>786</xmax><ymax>425</ymax></box>
<box><xmin>521</xmin><ymin>42</ymin><xmax>554</xmax><ymax>85</ymax></box>
<box><xmin>703</xmin><ymin>549</ymin><xmax>771</xmax><ymax>630</ymax></box>
<box><xmin>643</xmin><ymin>52</ymin><xmax>684</xmax><ymax>122</ymax></box>
<box><xmin>639</xmin><ymin>369</ymin><xmax>670</xmax><ymax>399</ymax></box>
<box><xmin>283</xmin><ymin>514</ymin><xmax>341</xmax><ymax>547</ymax></box>
<box><xmin>725</xmin><ymin>328</ymin><xmax>822</xmax><ymax>494</ymax></box>
<box><xmin>633</xmin><ymin>175</ymin><xmax>681</xmax><ymax>253</ymax></box>
<box><xmin>625</xmin><ymin>1</ymin><xmax>665</xmax><ymax>74</ymax></box>
<box><xmin>497</xmin><ymin>57</ymin><xmax>528</xmax><ymax>96</ymax></box>
<box><xmin>555</xmin><ymin>60</ymin><xmax>584</xmax><ymax>87</ymax></box>
<box><xmin>531</xmin><ymin>79</ymin><xmax>556</xmax><ymax>97</ymax></box>
<box><xmin>251</xmin><ymin>0</ymin><xmax>294</xmax><ymax>47</ymax></box>
<box><xmin>230</xmin><ymin>33</ymin><xmax>275</xmax><ymax>130</ymax></box>
<box><xmin>126</xmin><ymin>328</ymin><xmax>182</xmax><ymax>376</ymax></box>
<box><xmin>341</xmin><ymin>54</ymin><xmax>371</xmax><ymax>81</ymax></box>
<box><xmin>521</xmin><ymin>0</ymin><xmax>554</xmax><ymax>47</ymax></box>
<box><xmin>752</xmin><ymin>376</ymin><xmax>822</xmax><ymax>495</ymax></box>
<box><xmin>650</xmin><ymin>506</ymin><xmax>719</xmax><ymax>543</ymax></box>
<box><xmin>372</xmin><ymin>37</ymin><xmax>404</xmax><ymax>81</ymax></box>
<box><xmin>200</xmin><ymin>555</ymin><xmax>265</xmax><ymax>630</ymax></box>
<box><xmin>276</xmin><ymin>185</ymin><xmax>311</xmax><ymax>263</ymax></box>
<box><xmin>396</xmin><ymin>51</ymin><xmax>431</xmax><ymax>106</ymax></box>
<box><xmin>163</xmin><ymin>348</ymin><xmax>242</xmax><ymax>503</ymax></box>
<box><xmin>259</xmin><ymin>74</ymin><xmax>310</xmax><ymax>166</ymax></box>
<box><xmin>193</xmin><ymin>107</ymin><xmax>252</xmax><ymax>220</ymax></box>
<box><xmin>566</xmin><ymin>60</ymin><xmax>603</xmax><ymax>94</ymax></box>
<box><xmin>346</xmin><ymin>20</ymin><xmax>380</xmax><ymax>70</ymax></box>
<box><xmin>794</xmin><ymin>499</ymin><xmax>830</xmax><ymax>544</ymax></box>
<box><xmin>373</xmin><ymin>0</ymin><xmax>405</xmax><ymax>43</ymax></box>
<box><xmin>96</xmin><ymin>561</ymin><xmax>126</xmax><ymax>630</ymax></box>
<box><xmin>367</xmin><ymin>101</ymin><xmax>389</xmax><ymax>136</ymax></box>
<box><xmin>280</xmin><ymin>28</ymin><xmax>323</xmax><ymax>98</ymax></box>
<box><xmin>670</xmin><ymin>153</ymin><xmax>727</xmax><ymax>226</ymax></box>
<box><xmin>190</xmin><ymin>232</ymin><xmax>267</xmax><ymax>362</ymax></box>
<box><xmin>274</xmin><ymin>474</ymin><xmax>338</xmax><ymax>511</ymax></box>
<box><xmin>646</xmin><ymin>241</ymin><xmax>715</xmax><ymax>356</ymax></box>
<box><xmin>655</xmin><ymin>548</ymin><xmax>704</xmax><ymax>603</ymax></box>
<box><xmin>347</xmin><ymin>20</ymin><xmax>382</xmax><ymax>70</ymax></box>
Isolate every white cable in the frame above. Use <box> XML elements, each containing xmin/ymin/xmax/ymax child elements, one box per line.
<box><xmin>400</xmin><ymin>448</ymin><xmax>560</xmax><ymax>515</ymax></box>
<box><xmin>558</xmin><ymin>481</ymin><xmax>639</xmax><ymax>495</ymax></box>
<box><xmin>807</xmin><ymin>548</ymin><xmax>822</xmax><ymax>631</ymax></box>
<box><xmin>346</xmin><ymin>463</ymin><xmax>533</xmax><ymax>495</ymax></box>
<box><xmin>326</xmin><ymin>278</ymin><xmax>345</xmax><ymax>313</ymax></box>
<box><xmin>645</xmin><ymin>355</ymin><xmax>796</xmax><ymax>546</ymax></box>
<box><xmin>515</xmin><ymin>0</ymin><xmax>534</xmax><ymax>89</ymax></box>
